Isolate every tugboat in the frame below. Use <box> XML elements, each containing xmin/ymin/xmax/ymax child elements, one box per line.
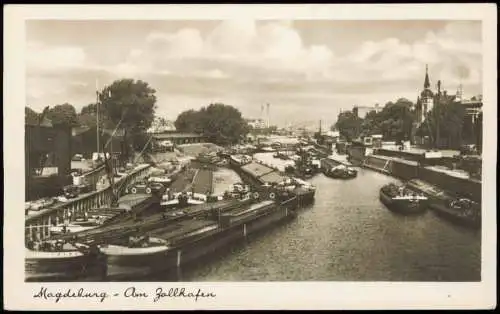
<box><xmin>324</xmin><ymin>165</ymin><xmax>358</xmax><ymax>179</ymax></box>
<box><xmin>275</xmin><ymin>177</ymin><xmax>316</xmax><ymax>207</ymax></box>
<box><xmin>379</xmin><ymin>183</ymin><xmax>428</xmax><ymax>215</ymax></box>
<box><xmin>290</xmin><ymin>148</ymin><xmax>319</xmax><ymax>179</ymax></box>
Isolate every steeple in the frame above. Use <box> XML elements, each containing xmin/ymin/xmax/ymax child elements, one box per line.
<box><xmin>424</xmin><ymin>64</ymin><xmax>431</xmax><ymax>89</ymax></box>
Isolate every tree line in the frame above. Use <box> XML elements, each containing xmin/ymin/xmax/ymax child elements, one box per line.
<box><xmin>333</xmin><ymin>94</ymin><xmax>480</xmax><ymax>149</ymax></box>
<box><xmin>26</xmin><ymin>79</ymin><xmax>157</xmax><ymax>161</ymax></box>
<box><xmin>333</xmin><ymin>98</ymin><xmax>415</xmax><ymax>143</ymax></box>
<box><xmin>26</xmin><ymin>78</ymin><xmax>251</xmax><ymax>159</ymax></box>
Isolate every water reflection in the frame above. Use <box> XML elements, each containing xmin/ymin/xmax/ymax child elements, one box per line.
<box><xmin>162</xmin><ymin>169</ymin><xmax>481</xmax><ymax>282</ymax></box>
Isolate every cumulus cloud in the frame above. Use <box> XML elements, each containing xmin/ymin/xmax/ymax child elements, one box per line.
<box><xmin>27</xmin><ymin>41</ymin><xmax>86</xmax><ymax>71</ymax></box>
<box><xmin>342</xmin><ymin>21</ymin><xmax>482</xmax><ymax>88</ymax></box>
<box><xmin>25</xmin><ymin>20</ymin><xmax>483</xmax><ymax>125</ymax></box>
<box><xmin>119</xmin><ymin>20</ymin><xmax>335</xmax><ymax>80</ymax></box>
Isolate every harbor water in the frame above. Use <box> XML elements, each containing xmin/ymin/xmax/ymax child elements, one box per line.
<box><xmin>155</xmin><ymin>162</ymin><xmax>481</xmax><ymax>282</ymax></box>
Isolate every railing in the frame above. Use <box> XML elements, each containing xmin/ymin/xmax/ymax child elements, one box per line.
<box><xmin>25</xmin><ymin>164</ymin><xmax>152</xmax><ymax>241</ymax></box>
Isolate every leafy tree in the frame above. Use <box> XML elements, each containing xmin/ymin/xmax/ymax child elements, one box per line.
<box><xmin>77</xmin><ymin>103</ymin><xmax>114</xmax><ymax>129</ymax></box>
<box><xmin>46</xmin><ymin>103</ymin><xmax>78</xmax><ymax>127</ymax></box>
<box><xmin>418</xmin><ymin>95</ymin><xmax>465</xmax><ymax>149</ymax></box>
<box><xmin>376</xmin><ymin>98</ymin><xmax>415</xmax><ymax>142</ymax></box>
<box><xmin>174</xmin><ymin>109</ymin><xmax>204</xmax><ymax>133</ymax></box>
<box><xmin>25</xmin><ymin>106</ymin><xmax>52</xmax><ymax>126</ymax></box>
<box><xmin>333</xmin><ymin>98</ymin><xmax>416</xmax><ymax>143</ymax></box>
<box><xmin>98</xmin><ymin>79</ymin><xmax>157</xmax><ymax>160</ymax></box>
<box><xmin>334</xmin><ymin>111</ymin><xmax>363</xmax><ymax>141</ymax></box>
<box><xmin>203</xmin><ymin>103</ymin><xmax>250</xmax><ymax>145</ymax></box>
<box><xmin>174</xmin><ymin>103</ymin><xmax>250</xmax><ymax>145</ymax></box>
<box><xmin>25</xmin><ymin>106</ymin><xmax>39</xmax><ymax>125</ymax></box>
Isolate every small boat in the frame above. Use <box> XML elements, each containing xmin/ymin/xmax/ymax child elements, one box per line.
<box><xmin>147</xmin><ymin>175</ymin><xmax>172</xmax><ymax>185</ymax></box>
<box><xmin>69</xmin><ymin>212</ymin><xmax>106</xmax><ymax>227</ymax></box>
<box><xmin>49</xmin><ymin>224</ymin><xmax>97</xmax><ymax>236</ymax></box>
<box><xmin>99</xmin><ymin>236</ymin><xmax>169</xmax><ymax>280</ymax></box>
<box><xmin>25</xmin><ymin>240</ymin><xmax>101</xmax><ymax>282</ymax></box>
<box><xmin>379</xmin><ymin>183</ymin><xmax>428</xmax><ymax>214</ymax></box>
<box><xmin>325</xmin><ymin>165</ymin><xmax>358</xmax><ymax>179</ymax></box>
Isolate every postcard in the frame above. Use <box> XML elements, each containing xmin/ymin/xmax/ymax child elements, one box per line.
<box><xmin>3</xmin><ymin>3</ymin><xmax>497</xmax><ymax>310</ymax></box>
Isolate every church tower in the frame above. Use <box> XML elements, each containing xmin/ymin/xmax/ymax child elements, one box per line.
<box><xmin>419</xmin><ymin>64</ymin><xmax>434</xmax><ymax>123</ymax></box>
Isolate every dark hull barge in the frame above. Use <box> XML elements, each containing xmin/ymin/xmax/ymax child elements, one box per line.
<box><xmin>405</xmin><ymin>179</ymin><xmax>481</xmax><ymax>228</ymax></box>
<box><xmin>379</xmin><ymin>183</ymin><xmax>428</xmax><ymax>215</ymax></box>
<box><xmin>100</xmin><ymin>197</ymin><xmax>298</xmax><ymax>280</ymax></box>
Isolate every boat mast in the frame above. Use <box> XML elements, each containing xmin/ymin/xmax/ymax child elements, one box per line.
<box><xmin>96</xmin><ymin>79</ymin><xmax>100</xmax><ymax>155</ymax></box>
<box><xmin>102</xmin><ymin>141</ymin><xmax>119</xmax><ymax>207</ymax></box>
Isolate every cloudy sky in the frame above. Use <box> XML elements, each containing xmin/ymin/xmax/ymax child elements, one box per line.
<box><xmin>26</xmin><ymin>20</ymin><xmax>482</xmax><ymax>128</ymax></box>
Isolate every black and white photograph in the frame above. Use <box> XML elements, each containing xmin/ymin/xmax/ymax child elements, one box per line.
<box><xmin>4</xmin><ymin>4</ymin><xmax>496</xmax><ymax>310</ymax></box>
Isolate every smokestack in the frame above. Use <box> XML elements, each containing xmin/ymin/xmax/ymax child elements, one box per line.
<box><xmin>266</xmin><ymin>103</ymin><xmax>270</xmax><ymax>128</ymax></box>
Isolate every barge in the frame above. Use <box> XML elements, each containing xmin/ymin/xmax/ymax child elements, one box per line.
<box><xmin>100</xmin><ymin>195</ymin><xmax>298</xmax><ymax>281</ymax></box>
<box><xmin>379</xmin><ymin>183</ymin><xmax>428</xmax><ymax>215</ymax></box>
<box><xmin>25</xmin><ymin>240</ymin><xmax>102</xmax><ymax>282</ymax></box>
<box><xmin>324</xmin><ymin>165</ymin><xmax>358</xmax><ymax>179</ymax></box>
<box><xmin>405</xmin><ymin>179</ymin><xmax>481</xmax><ymax>228</ymax></box>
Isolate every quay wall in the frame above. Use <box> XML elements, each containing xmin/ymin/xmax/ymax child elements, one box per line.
<box><xmin>360</xmin><ymin>154</ymin><xmax>481</xmax><ymax>202</ymax></box>
<box><xmin>25</xmin><ymin>164</ymin><xmax>152</xmax><ymax>241</ymax></box>
<box><xmin>375</xmin><ymin>148</ymin><xmax>423</xmax><ymax>162</ymax></box>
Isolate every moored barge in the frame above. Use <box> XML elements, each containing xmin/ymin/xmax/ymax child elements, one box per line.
<box><xmin>324</xmin><ymin>165</ymin><xmax>358</xmax><ymax>179</ymax></box>
<box><xmin>25</xmin><ymin>240</ymin><xmax>102</xmax><ymax>282</ymax></box>
<box><xmin>405</xmin><ymin>179</ymin><xmax>481</xmax><ymax>228</ymax></box>
<box><xmin>100</xmin><ymin>194</ymin><xmax>298</xmax><ymax>281</ymax></box>
<box><xmin>379</xmin><ymin>183</ymin><xmax>428</xmax><ymax>215</ymax></box>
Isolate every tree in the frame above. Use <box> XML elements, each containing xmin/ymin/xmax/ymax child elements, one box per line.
<box><xmin>174</xmin><ymin>103</ymin><xmax>250</xmax><ymax>145</ymax></box>
<box><xmin>174</xmin><ymin>109</ymin><xmax>204</xmax><ymax>133</ymax></box>
<box><xmin>25</xmin><ymin>106</ymin><xmax>39</xmax><ymax>125</ymax></box>
<box><xmin>46</xmin><ymin>103</ymin><xmax>78</xmax><ymax>127</ymax></box>
<box><xmin>332</xmin><ymin>98</ymin><xmax>416</xmax><ymax>143</ymax></box>
<box><xmin>418</xmin><ymin>95</ymin><xmax>465</xmax><ymax>149</ymax></box>
<box><xmin>99</xmin><ymin>79</ymin><xmax>157</xmax><ymax>160</ymax></box>
<box><xmin>334</xmin><ymin>111</ymin><xmax>363</xmax><ymax>141</ymax></box>
<box><xmin>77</xmin><ymin>103</ymin><xmax>114</xmax><ymax>129</ymax></box>
<box><xmin>203</xmin><ymin>103</ymin><xmax>250</xmax><ymax>145</ymax></box>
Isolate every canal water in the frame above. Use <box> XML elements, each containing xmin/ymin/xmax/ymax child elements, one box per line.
<box><xmin>157</xmin><ymin>165</ymin><xmax>481</xmax><ymax>282</ymax></box>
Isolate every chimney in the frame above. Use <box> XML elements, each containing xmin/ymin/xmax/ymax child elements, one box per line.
<box><xmin>266</xmin><ymin>103</ymin><xmax>270</xmax><ymax>128</ymax></box>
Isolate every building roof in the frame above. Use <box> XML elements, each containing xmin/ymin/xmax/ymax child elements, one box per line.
<box><xmin>241</xmin><ymin>162</ymin><xmax>275</xmax><ymax>178</ymax></box>
<box><xmin>424</xmin><ymin>64</ymin><xmax>431</xmax><ymax>89</ymax></box>
<box><xmin>260</xmin><ymin>172</ymin><xmax>287</xmax><ymax>184</ymax></box>
<box><xmin>72</xmin><ymin>125</ymin><xmax>125</xmax><ymax>137</ymax></box>
<box><xmin>152</xmin><ymin>132</ymin><xmax>204</xmax><ymax>139</ymax></box>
